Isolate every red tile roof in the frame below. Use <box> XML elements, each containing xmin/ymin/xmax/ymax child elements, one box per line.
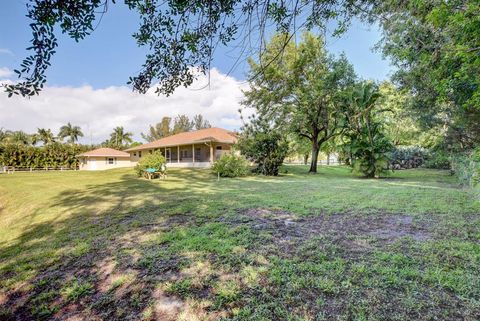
<box><xmin>77</xmin><ymin>148</ymin><xmax>130</xmax><ymax>157</ymax></box>
<box><xmin>125</xmin><ymin>127</ymin><xmax>237</xmax><ymax>152</ymax></box>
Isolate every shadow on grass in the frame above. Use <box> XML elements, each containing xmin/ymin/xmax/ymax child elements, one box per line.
<box><xmin>0</xmin><ymin>172</ymin><xmax>255</xmax><ymax>320</ymax></box>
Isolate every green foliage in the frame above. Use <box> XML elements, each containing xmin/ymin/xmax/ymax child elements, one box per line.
<box><xmin>237</xmin><ymin>119</ymin><xmax>289</xmax><ymax>176</ymax></box>
<box><xmin>452</xmin><ymin>148</ymin><xmax>480</xmax><ymax>191</ymax></box>
<box><xmin>58</xmin><ymin>122</ymin><xmax>84</xmax><ymax>144</ymax></box>
<box><xmin>134</xmin><ymin>151</ymin><xmax>166</xmax><ymax>177</ymax></box>
<box><xmin>141</xmin><ymin>114</ymin><xmax>211</xmax><ymax>142</ymax></box>
<box><xmin>108</xmin><ymin>126</ymin><xmax>133</xmax><ymax>148</ymax></box>
<box><xmin>373</xmin><ymin>0</ymin><xmax>480</xmax><ymax>149</ymax></box>
<box><xmin>389</xmin><ymin>146</ymin><xmax>428</xmax><ymax>170</ymax></box>
<box><xmin>344</xmin><ymin>82</ymin><xmax>393</xmax><ymax>178</ymax></box>
<box><xmin>5</xmin><ymin>0</ymin><xmax>358</xmax><ymax>97</ymax></box>
<box><xmin>424</xmin><ymin>150</ymin><xmax>452</xmax><ymax>170</ymax></box>
<box><xmin>243</xmin><ymin>32</ymin><xmax>356</xmax><ymax>173</ymax></box>
<box><xmin>211</xmin><ymin>153</ymin><xmax>249</xmax><ymax>178</ymax></box>
<box><xmin>0</xmin><ymin>143</ymin><xmax>89</xmax><ymax>169</ymax></box>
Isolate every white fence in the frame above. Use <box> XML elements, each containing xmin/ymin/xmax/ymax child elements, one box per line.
<box><xmin>1</xmin><ymin>166</ymin><xmax>78</xmax><ymax>174</ymax></box>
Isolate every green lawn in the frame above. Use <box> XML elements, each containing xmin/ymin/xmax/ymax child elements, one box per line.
<box><xmin>0</xmin><ymin>166</ymin><xmax>479</xmax><ymax>320</ymax></box>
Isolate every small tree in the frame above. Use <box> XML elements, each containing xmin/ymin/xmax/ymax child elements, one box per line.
<box><xmin>237</xmin><ymin>118</ymin><xmax>289</xmax><ymax>176</ymax></box>
<box><xmin>134</xmin><ymin>151</ymin><xmax>166</xmax><ymax>178</ymax></box>
<box><xmin>344</xmin><ymin>82</ymin><xmax>393</xmax><ymax>178</ymax></box>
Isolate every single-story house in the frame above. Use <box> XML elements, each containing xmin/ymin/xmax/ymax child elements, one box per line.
<box><xmin>77</xmin><ymin>148</ymin><xmax>132</xmax><ymax>171</ymax></box>
<box><xmin>125</xmin><ymin>127</ymin><xmax>238</xmax><ymax>168</ymax></box>
<box><xmin>77</xmin><ymin>127</ymin><xmax>238</xmax><ymax>170</ymax></box>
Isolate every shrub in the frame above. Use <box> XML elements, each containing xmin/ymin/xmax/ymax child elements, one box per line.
<box><xmin>424</xmin><ymin>150</ymin><xmax>451</xmax><ymax>169</ymax></box>
<box><xmin>346</xmin><ymin>124</ymin><xmax>393</xmax><ymax>178</ymax></box>
<box><xmin>237</xmin><ymin>122</ymin><xmax>289</xmax><ymax>176</ymax></box>
<box><xmin>134</xmin><ymin>151</ymin><xmax>166</xmax><ymax>177</ymax></box>
<box><xmin>0</xmin><ymin>143</ymin><xmax>90</xmax><ymax>169</ymax></box>
<box><xmin>211</xmin><ymin>153</ymin><xmax>249</xmax><ymax>177</ymax></box>
<box><xmin>389</xmin><ymin>146</ymin><xmax>428</xmax><ymax>170</ymax></box>
<box><xmin>452</xmin><ymin>148</ymin><xmax>480</xmax><ymax>188</ymax></box>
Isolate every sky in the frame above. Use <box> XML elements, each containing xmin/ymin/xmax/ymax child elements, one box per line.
<box><xmin>0</xmin><ymin>1</ymin><xmax>394</xmax><ymax>144</ymax></box>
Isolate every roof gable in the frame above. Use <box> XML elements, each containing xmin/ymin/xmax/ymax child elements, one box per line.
<box><xmin>77</xmin><ymin>148</ymin><xmax>130</xmax><ymax>157</ymax></box>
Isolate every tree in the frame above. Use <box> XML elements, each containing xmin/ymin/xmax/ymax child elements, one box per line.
<box><xmin>367</xmin><ymin>1</ymin><xmax>480</xmax><ymax>149</ymax></box>
<box><xmin>3</xmin><ymin>130</ymin><xmax>32</xmax><ymax>145</ymax></box>
<box><xmin>237</xmin><ymin>117</ymin><xmax>289</xmax><ymax>176</ymax></box>
<box><xmin>193</xmin><ymin>114</ymin><xmax>211</xmax><ymax>130</ymax></box>
<box><xmin>109</xmin><ymin>126</ymin><xmax>133</xmax><ymax>148</ymax></box>
<box><xmin>58</xmin><ymin>123</ymin><xmax>83</xmax><ymax>144</ymax></box>
<box><xmin>4</xmin><ymin>0</ymin><xmax>364</xmax><ymax>97</ymax></box>
<box><xmin>35</xmin><ymin>128</ymin><xmax>56</xmax><ymax>145</ymax></box>
<box><xmin>142</xmin><ymin>117</ymin><xmax>172</xmax><ymax>142</ymax></box>
<box><xmin>172</xmin><ymin>115</ymin><xmax>194</xmax><ymax>134</ymax></box>
<box><xmin>343</xmin><ymin>82</ymin><xmax>393</xmax><ymax>178</ymax></box>
<box><xmin>243</xmin><ymin>32</ymin><xmax>356</xmax><ymax>173</ymax></box>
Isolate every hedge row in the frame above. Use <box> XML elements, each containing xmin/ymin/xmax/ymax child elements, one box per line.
<box><xmin>0</xmin><ymin>143</ymin><xmax>92</xmax><ymax>169</ymax></box>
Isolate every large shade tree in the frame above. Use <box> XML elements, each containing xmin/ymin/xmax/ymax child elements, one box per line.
<box><xmin>3</xmin><ymin>0</ymin><xmax>366</xmax><ymax>97</ymax></box>
<box><xmin>243</xmin><ymin>32</ymin><xmax>356</xmax><ymax>173</ymax></box>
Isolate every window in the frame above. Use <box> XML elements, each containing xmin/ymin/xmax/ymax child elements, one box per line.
<box><xmin>107</xmin><ymin>158</ymin><xmax>114</xmax><ymax>164</ymax></box>
<box><xmin>181</xmin><ymin>150</ymin><xmax>188</xmax><ymax>158</ymax></box>
<box><xmin>133</xmin><ymin>152</ymin><xmax>137</xmax><ymax>157</ymax></box>
<box><xmin>139</xmin><ymin>151</ymin><xmax>142</xmax><ymax>158</ymax></box>
<box><xmin>216</xmin><ymin>146</ymin><xmax>222</xmax><ymax>150</ymax></box>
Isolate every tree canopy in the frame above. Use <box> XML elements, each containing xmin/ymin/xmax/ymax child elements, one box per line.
<box><xmin>243</xmin><ymin>32</ymin><xmax>356</xmax><ymax>173</ymax></box>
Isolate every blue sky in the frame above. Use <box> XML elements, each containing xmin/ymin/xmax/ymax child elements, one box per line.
<box><xmin>0</xmin><ymin>1</ymin><xmax>394</xmax><ymax>143</ymax></box>
<box><xmin>0</xmin><ymin>1</ymin><xmax>393</xmax><ymax>88</ymax></box>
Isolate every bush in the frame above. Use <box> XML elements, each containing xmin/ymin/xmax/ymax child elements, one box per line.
<box><xmin>237</xmin><ymin>122</ymin><xmax>289</xmax><ymax>176</ymax></box>
<box><xmin>389</xmin><ymin>146</ymin><xmax>428</xmax><ymax>170</ymax></box>
<box><xmin>424</xmin><ymin>150</ymin><xmax>451</xmax><ymax>169</ymax></box>
<box><xmin>452</xmin><ymin>148</ymin><xmax>480</xmax><ymax>188</ymax></box>
<box><xmin>134</xmin><ymin>151</ymin><xmax>166</xmax><ymax>177</ymax></box>
<box><xmin>211</xmin><ymin>153</ymin><xmax>249</xmax><ymax>177</ymax></box>
<box><xmin>0</xmin><ymin>143</ymin><xmax>90</xmax><ymax>169</ymax></box>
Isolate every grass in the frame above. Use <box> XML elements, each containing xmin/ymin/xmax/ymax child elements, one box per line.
<box><xmin>0</xmin><ymin>165</ymin><xmax>479</xmax><ymax>320</ymax></box>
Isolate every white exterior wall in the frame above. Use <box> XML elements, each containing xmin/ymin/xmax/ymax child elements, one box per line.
<box><xmin>79</xmin><ymin>156</ymin><xmax>133</xmax><ymax>171</ymax></box>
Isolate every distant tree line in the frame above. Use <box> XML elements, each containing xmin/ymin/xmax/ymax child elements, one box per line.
<box><xmin>0</xmin><ymin>114</ymin><xmax>213</xmax><ymax>169</ymax></box>
<box><xmin>141</xmin><ymin>114</ymin><xmax>211</xmax><ymax>142</ymax></box>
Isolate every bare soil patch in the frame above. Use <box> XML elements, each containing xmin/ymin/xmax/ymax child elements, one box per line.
<box><xmin>227</xmin><ymin>208</ymin><xmax>432</xmax><ymax>256</ymax></box>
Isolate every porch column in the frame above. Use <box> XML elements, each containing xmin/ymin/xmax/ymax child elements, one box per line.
<box><xmin>210</xmin><ymin>143</ymin><xmax>213</xmax><ymax>163</ymax></box>
<box><xmin>177</xmin><ymin>146</ymin><xmax>180</xmax><ymax>163</ymax></box>
<box><xmin>164</xmin><ymin>147</ymin><xmax>167</xmax><ymax>162</ymax></box>
<box><xmin>192</xmin><ymin>144</ymin><xmax>195</xmax><ymax>163</ymax></box>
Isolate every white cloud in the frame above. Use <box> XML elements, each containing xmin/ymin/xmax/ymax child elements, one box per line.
<box><xmin>0</xmin><ymin>67</ymin><xmax>13</xmax><ymax>79</ymax></box>
<box><xmin>0</xmin><ymin>68</ymin><xmax>251</xmax><ymax>144</ymax></box>
<box><xmin>0</xmin><ymin>48</ymin><xmax>13</xmax><ymax>56</ymax></box>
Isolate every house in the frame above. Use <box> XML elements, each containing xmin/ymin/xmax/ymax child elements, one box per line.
<box><xmin>77</xmin><ymin>148</ymin><xmax>132</xmax><ymax>170</ymax></box>
<box><xmin>125</xmin><ymin>127</ymin><xmax>237</xmax><ymax>168</ymax></box>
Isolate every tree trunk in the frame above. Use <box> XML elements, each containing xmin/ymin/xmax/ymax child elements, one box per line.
<box><xmin>309</xmin><ymin>141</ymin><xmax>320</xmax><ymax>173</ymax></box>
<box><xmin>303</xmin><ymin>153</ymin><xmax>309</xmax><ymax>165</ymax></box>
<box><xmin>326</xmin><ymin>152</ymin><xmax>330</xmax><ymax>165</ymax></box>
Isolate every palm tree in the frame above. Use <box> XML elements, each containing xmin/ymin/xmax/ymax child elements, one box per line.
<box><xmin>5</xmin><ymin>130</ymin><xmax>32</xmax><ymax>145</ymax></box>
<box><xmin>58</xmin><ymin>123</ymin><xmax>83</xmax><ymax>144</ymax></box>
<box><xmin>35</xmin><ymin>128</ymin><xmax>56</xmax><ymax>145</ymax></box>
<box><xmin>109</xmin><ymin>126</ymin><xmax>133</xmax><ymax>147</ymax></box>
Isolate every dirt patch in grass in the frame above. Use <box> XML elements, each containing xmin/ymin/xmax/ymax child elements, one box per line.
<box><xmin>228</xmin><ymin>208</ymin><xmax>432</xmax><ymax>256</ymax></box>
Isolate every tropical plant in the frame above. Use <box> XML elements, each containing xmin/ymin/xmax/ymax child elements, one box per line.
<box><xmin>58</xmin><ymin>123</ymin><xmax>83</xmax><ymax>144</ymax></box>
<box><xmin>193</xmin><ymin>114</ymin><xmax>211</xmax><ymax>130</ymax></box>
<box><xmin>211</xmin><ymin>153</ymin><xmax>249</xmax><ymax>178</ymax></box>
<box><xmin>109</xmin><ymin>126</ymin><xmax>133</xmax><ymax>147</ymax></box>
<box><xmin>142</xmin><ymin>117</ymin><xmax>172</xmax><ymax>142</ymax></box>
<box><xmin>134</xmin><ymin>151</ymin><xmax>166</xmax><ymax>178</ymax></box>
<box><xmin>35</xmin><ymin>128</ymin><xmax>56</xmax><ymax>145</ymax></box>
<box><xmin>237</xmin><ymin>118</ymin><xmax>289</xmax><ymax>176</ymax></box>
<box><xmin>172</xmin><ymin>114</ymin><xmax>194</xmax><ymax>134</ymax></box>
<box><xmin>343</xmin><ymin>82</ymin><xmax>393</xmax><ymax>178</ymax></box>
